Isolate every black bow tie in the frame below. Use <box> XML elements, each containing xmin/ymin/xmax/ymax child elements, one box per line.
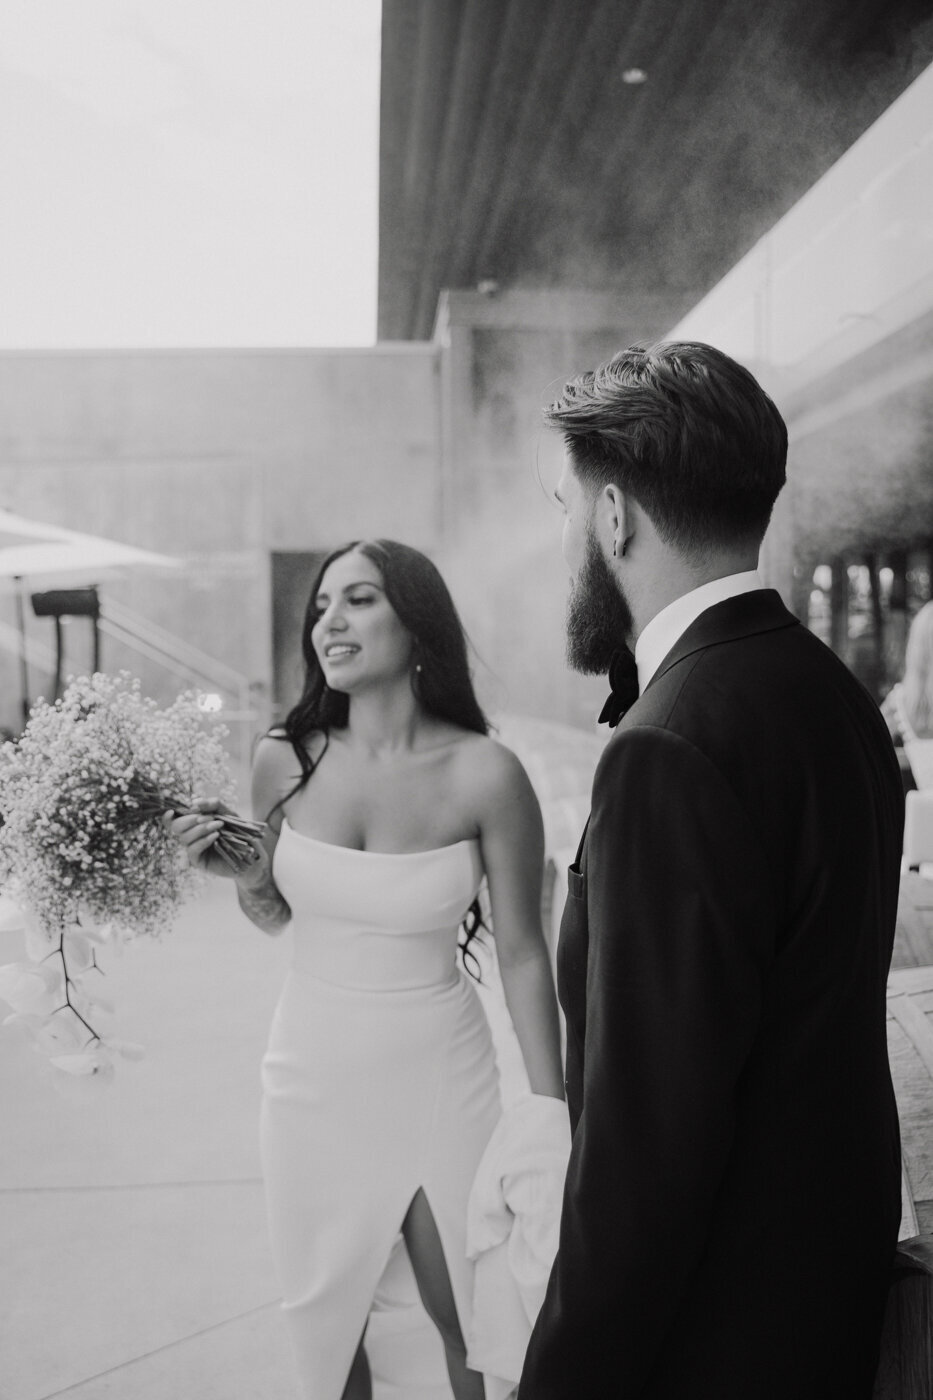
<box><xmin>598</xmin><ymin>647</ymin><xmax>640</xmax><ymax>727</ymax></box>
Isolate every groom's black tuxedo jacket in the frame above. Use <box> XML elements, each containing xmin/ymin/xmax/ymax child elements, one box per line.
<box><xmin>520</xmin><ymin>590</ymin><xmax>904</xmax><ymax>1400</ymax></box>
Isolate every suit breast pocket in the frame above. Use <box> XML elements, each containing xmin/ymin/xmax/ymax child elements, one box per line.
<box><xmin>557</xmin><ymin>863</ymin><xmax>588</xmax><ymax>1020</ymax></box>
<box><xmin>567</xmin><ymin>862</ymin><xmax>584</xmax><ymax>901</ymax></box>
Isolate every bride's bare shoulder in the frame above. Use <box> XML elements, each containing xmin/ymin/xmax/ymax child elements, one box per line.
<box><xmin>251</xmin><ymin>729</ymin><xmax>325</xmax><ymax>824</ymax></box>
<box><xmin>448</xmin><ymin>733</ymin><xmax>543</xmax><ymax>846</ymax></box>
<box><xmin>450</xmin><ymin>730</ymin><xmax>533</xmax><ymax>796</ymax></box>
<box><xmin>253</xmin><ymin>730</ymin><xmax>297</xmax><ymax>775</ymax></box>
<box><xmin>254</xmin><ymin>729</ymin><xmax>327</xmax><ymax>769</ymax></box>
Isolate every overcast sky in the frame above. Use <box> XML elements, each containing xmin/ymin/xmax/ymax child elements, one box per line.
<box><xmin>0</xmin><ymin>0</ymin><xmax>382</xmax><ymax>348</ymax></box>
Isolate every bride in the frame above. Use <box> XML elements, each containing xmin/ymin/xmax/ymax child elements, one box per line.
<box><xmin>168</xmin><ymin>538</ymin><xmax>565</xmax><ymax>1400</ymax></box>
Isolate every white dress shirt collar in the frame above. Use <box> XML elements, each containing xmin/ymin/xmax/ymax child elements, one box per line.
<box><xmin>635</xmin><ymin>571</ymin><xmax>765</xmax><ymax>693</ymax></box>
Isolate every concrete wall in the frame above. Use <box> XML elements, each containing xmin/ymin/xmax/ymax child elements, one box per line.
<box><xmin>0</xmin><ymin>348</ymin><xmax>441</xmax><ymax>746</ymax></box>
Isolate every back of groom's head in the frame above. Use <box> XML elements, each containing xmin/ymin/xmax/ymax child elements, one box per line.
<box><xmin>546</xmin><ymin>341</ymin><xmax>788</xmax><ymax>556</ymax></box>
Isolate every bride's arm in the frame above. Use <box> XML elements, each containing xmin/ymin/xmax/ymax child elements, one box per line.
<box><xmin>166</xmin><ymin>735</ymin><xmax>294</xmax><ymax>934</ymax></box>
<box><xmin>473</xmin><ymin>742</ymin><xmax>565</xmax><ymax>1101</ymax></box>
<box><xmin>234</xmin><ymin>838</ymin><xmax>290</xmax><ymax>935</ymax></box>
<box><xmin>233</xmin><ymin>734</ymin><xmax>296</xmax><ymax>935</ymax></box>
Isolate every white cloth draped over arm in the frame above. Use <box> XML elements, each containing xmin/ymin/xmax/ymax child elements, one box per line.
<box><xmin>465</xmin><ymin>1094</ymin><xmax>571</xmax><ymax>1399</ymax></box>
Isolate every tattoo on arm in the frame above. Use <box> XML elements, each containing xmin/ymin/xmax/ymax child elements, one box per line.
<box><xmin>235</xmin><ymin>868</ymin><xmax>291</xmax><ymax>933</ymax></box>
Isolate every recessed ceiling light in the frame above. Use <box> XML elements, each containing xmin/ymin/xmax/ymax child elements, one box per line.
<box><xmin>622</xmin><ymin>68</ymin><xmax>647</xmax><ymax>84</ymax></box>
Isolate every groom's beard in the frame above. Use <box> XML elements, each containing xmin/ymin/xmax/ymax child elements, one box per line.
<box><xmin>565</xmin><ymin>529</ymin><xmax>634</xmax><ymax>675</ymax></box>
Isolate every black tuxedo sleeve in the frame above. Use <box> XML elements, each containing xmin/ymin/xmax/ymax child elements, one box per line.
<box><xmin>519</xmin><ymin>725</ymin><xmax>777</xmax><ymax>1397</ymax></box>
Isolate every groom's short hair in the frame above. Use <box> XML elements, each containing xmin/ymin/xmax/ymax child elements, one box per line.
<box><xmin>546</xmin><ymin>341</ymin><xmax>788</xmax><ymax>554</ymax></box>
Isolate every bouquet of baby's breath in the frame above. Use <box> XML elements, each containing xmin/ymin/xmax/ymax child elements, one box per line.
<box><xmin>0</xmin><ymin>672</ymin><xmax>263</xmax><ymax>1084</ymax></box>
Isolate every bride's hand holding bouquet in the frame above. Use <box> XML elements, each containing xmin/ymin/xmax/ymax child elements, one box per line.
<box><xmin>164</xmin><ymin>797</ymin><xmax>269</xmax><ymax>886</ymax></box>
<box><xmin>0</xmin><ymin>672</ymin><xmax>265</xmax><ymax>1084</ymax></box>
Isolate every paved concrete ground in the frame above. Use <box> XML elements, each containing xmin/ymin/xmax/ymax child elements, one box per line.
<box><xmin>893</xmin><ymin>870</ymin><xmax>933</xmax><ymax>968</ymax></box>
<box><xmin>0</xmin><ymin>875</ymin><xmax>532</xmax><ymax>1400</ymax></box>
<box><xmin>0</xmin><ymin>880</ymin><xmax>299</xmax><ymax>1400</ymax></box>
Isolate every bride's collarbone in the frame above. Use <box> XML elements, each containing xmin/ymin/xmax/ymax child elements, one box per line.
<box><xmin>330</xmin><ymin>726</ymin><xmax>479</xmax><ymax>765</ymax></box>
<box><xmin>324</xmin><ymin>732</ymin><xmax>481</xmax><ymax>787</ymax></box>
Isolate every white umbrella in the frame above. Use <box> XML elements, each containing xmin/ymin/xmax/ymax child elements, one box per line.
<box><xmin>0</xmin><ymin>508</ymin><xmax>178</xmax><ymax>582</ymax></box>
<box><xmin>0</xmin><ymin>508</ymin><xmax>180</xmax><ymax>724</ymax></box>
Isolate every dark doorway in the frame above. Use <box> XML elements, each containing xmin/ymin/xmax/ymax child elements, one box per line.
<box><xmin>271</xmin><ymin>551</ymin><xmax>326</xmax><ymax>723</ymax></box>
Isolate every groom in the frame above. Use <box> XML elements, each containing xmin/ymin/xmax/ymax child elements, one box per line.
<box><xmin>519</xmin><ymin>342</ymin><xmax>904</xmax><ymax>1398</ymax></box>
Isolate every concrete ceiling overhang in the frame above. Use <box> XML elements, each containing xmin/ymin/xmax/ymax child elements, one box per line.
<box><xmin>378</xmin><ymin>0</ymin><xmax>933</xmax><ymax>343</ymax></box>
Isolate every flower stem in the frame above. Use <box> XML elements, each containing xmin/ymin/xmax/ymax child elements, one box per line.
<box><xmin>57</xmin><ymin>935</ymin><xmax>100</xmax><ymax>1047</ymax></box>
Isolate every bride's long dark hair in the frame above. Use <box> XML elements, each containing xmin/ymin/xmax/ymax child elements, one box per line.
<box><xmin>272</xmin><ymin>538</ymin><xmax>490</xmax><ymax>975</ymax></box>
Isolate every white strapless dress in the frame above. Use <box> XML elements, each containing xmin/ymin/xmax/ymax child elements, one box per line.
<box><xmin>260</xmin><ymin>820</ymin><xmax>502</xmax><ymax>1398</ymax></box>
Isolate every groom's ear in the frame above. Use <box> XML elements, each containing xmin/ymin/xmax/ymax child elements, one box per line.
<box><xmin>600</xmin><ymin>483</ymin><xmax>629</xmax><ymax>556</ymax></box>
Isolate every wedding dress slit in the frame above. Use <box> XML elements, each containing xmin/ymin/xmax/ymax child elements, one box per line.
<box><xmin>260</xmin><ymin>821</ymin><xmax>501</xmax><ymax>1398</ymax></box>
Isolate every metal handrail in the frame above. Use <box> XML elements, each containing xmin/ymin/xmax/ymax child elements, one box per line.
<box><xmin>96</xmin><ymin>617</ymin><xmax>232</xmax><ymax>693</ymax></box>
<box><xmin>100</xmin><ymin>597</ymin><xmax>250</xmax><ymax>693</ymax></box>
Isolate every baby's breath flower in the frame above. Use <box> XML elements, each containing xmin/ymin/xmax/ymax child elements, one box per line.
<box><xmin>0</xmin><ymin>671</ymin><xmax>238</xmax><ymax>1083</ymax></box>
